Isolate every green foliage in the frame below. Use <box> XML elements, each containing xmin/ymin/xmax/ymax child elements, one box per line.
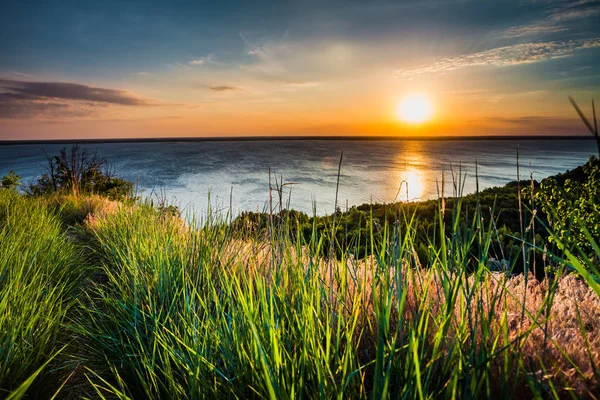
<box><xmin>28</xmin><ymin>145</ymin><xmax>133</xmax><ymax>201</ymax></box>
<box><xmin>157</xmin><ymin>203</ymin><xmax>181</xmax><ymax>217</ymax></box>
<box><xmin>233</xmin><ymin>181</ymin><xmax>534</xmax><ymax>271</ymax></box>
<box><xmin>0</xmin><ymin>189</ymin><xmax>86</xmax><ymax>397</ymax></box>
<box><xmin>0</xmin><ymin>171</ymin><xmax>21</xmax><ymax>191</ymax></box>
<box><xmin>534</xmin><ymin>156</ymin><xmax>600</xmax><ymax>262</ymax></box>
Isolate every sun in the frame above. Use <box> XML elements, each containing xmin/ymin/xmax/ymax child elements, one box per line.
<box><xmin>396</xmin><ymin>93</ymin><xmax>434</xmax><ymax>124</ymax></box>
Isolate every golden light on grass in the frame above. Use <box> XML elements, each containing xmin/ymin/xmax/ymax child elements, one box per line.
<box><xmin>396</xmin><ymin>93</ymin><xmax>434</xmax><ymax>124</ymax></box>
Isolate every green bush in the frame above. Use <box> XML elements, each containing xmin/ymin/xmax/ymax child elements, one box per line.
<box><xmin>27</xmin><ymin>145</ymin><xmax>133</xmax><ymax>201</ymax></box>
<box><xmin>534</xmin><ymin>156</ymin><xmax>600</xmax><ymax>262</ymax></box>
<box><xmin>0</xmin><ymin>171</ymin><xmax>21</xmax><ymax>191</ymax></box>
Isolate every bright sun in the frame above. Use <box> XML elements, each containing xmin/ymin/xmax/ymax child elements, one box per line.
<box><xmin>396</xmin><ymin>94</ymin><xmax>434</xmax><ymax>124</ymax></box>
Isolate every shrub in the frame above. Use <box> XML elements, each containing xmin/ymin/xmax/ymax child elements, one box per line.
<box><xmin>534</xmin><ymin>156</ymin><xmax>600</xmax><ymax>263</ymax></box>
<box><xmin>0</xmin><ymin>170</ymin><xmax>21</xmax><ymax>191</ymax></box>
<box><xmin>27</xmin><ymin>145</ymin><xmax>133</xmax><ymax>201</ymax></box>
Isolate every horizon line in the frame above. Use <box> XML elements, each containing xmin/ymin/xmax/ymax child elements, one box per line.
<box><xmin>0</xmin><ymin>134</ymin><xmax>594</xmax><ymax>146</ymax></box>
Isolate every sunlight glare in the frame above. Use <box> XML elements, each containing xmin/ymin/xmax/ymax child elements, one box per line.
<box><xmin>397</xmin><ymin>94</ymin><xmax>434</xmax><ymax>124</ymax></box>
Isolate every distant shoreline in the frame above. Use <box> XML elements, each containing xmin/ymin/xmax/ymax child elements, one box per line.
<box><xmin>0</xmin><ymin>135</ymin><xmax>594</xmax><ymax>146</ymax></box>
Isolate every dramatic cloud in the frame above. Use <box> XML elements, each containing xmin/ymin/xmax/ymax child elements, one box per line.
<box><xmin>209</xmin><ymin>85</ymin><xmax>242</xmax><ymax>92</ymax></box>
<box><xmin>0</xmin><ymin>79</ymin><xmax>154</xmax><ymax>119</ymax></box>
<box><xmin>0</xmin><ymin>79</ymin><xmax>152</xmax><ymax>105</ymax></box>
<box><xmin>396</xmin><ymin>39</ymin><xmax>600</xmax><ymax>78</ymax></box>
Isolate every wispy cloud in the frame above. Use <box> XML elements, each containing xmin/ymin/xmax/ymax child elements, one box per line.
<box><xmin>8</xmin><ymin>71</ymin><xmax>36</xmax><ymax>79</ymax></box>
<box><xmin>550</xmin><ymin>5</ymin><xmax>600</xmax><ymax>23</ymax></box>
<box><xmin>560</xmin><ymin>65</ymin><xmax>592</xmax><ymax>77</ymax></box>
<box><xmin>396</xmin><ymin>39</ymin><xmax>600</xmax><ymax>78</ymax></box>
<box><xmin>501</xmin><ymin>0</ymin><xmax>599</xmax><ymax>38</ymax></box>
<box><xmin>502</xmin><ymin>25</ymin><xmax>568</xmax><ymax>39</ymax></box>
<box><xmin>189</xmin><ymin>53</ymin><xmax>219</xmax><ymax>66</ymax></box>
<box><xmin>480</xmin><ymin>115</ymin><xmax>584</xmax><ymax>131</ymax></box>
<box><xmin>209</xmin><ymin>85</ymin><xmax>242</xmax><ymax>92</ymax></box>
<box><xmin>279</xmin><ymin>81</ymin><xmax>321</xmax><ymax>91</ymax></box>
<box><xmin>483</xmin><ymin>116</ymin><xmax>568</xmax><ymax>125</ymax></box>
<box><xmin>239</xmin><ymin>31</ymin><xmax>291</xmax><ymax>75</ymax></box>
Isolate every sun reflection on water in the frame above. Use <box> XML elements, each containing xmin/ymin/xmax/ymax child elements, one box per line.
<box><xmin>403</xmin><ymin>168</ymin><xmax>425</xmax><ymax>201</ymax></box>
<box><xmin>390</xmin><ymin>141</ymin><xmax>430</xmax><ymax>202</ymax></box>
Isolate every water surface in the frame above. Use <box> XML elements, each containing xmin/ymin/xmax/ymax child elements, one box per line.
<box><xmin>0</xmin><ymin>139</ymin><xmax>595</xmax><ymax>215</ymax></box>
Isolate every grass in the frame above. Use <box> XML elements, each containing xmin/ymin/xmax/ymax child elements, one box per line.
<box><xmin>0</xmin><ymin>179</ymin><xmax>598</xmax><ymax>399</ymax></box>
<box><xmin>0</xmin><ymin>189</ymin><xmax>86</xmax><ymax>399</ymax></box>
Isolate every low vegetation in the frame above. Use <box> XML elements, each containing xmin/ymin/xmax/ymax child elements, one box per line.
<box><xmin>26</xmin><ymin>144</ymin><xmax>133</xmax><ymax>201</ymax></box>
<box><xmin>234</xmin><ymin>155</ymin><xmax>600</xmax><ymax>278</ymax></box>
<box><xmin>0</xmin><ymin>190</ymin><xmax>86</xmax><ymax>398</ymax></box>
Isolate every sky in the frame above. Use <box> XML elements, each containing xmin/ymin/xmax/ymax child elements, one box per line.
<box><xmin>0</xmin><ymin>0</ymin><xmax>599</xmax><ymax>140</ymax></box>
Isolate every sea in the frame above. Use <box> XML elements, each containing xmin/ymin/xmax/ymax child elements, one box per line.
<box><xmin>0</xmin><ymin>139</ymin><xmax>595</xmax><ymax>216</ymax></box>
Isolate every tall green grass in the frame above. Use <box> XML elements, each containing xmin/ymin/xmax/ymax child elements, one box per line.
<box><xmin>70</xmin><ymin>194</ymin><xmax>599</xmax><ymax>399</ymax></box>
<box><xmin>0</xmin><ymin>189</ymin><xmax>86</xmax><ymax>398</ymax></box>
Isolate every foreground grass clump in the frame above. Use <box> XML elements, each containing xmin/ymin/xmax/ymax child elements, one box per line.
<box><xmin>0</xmin><ymin>189</ymin><xmax>85</xmax><ymax>398</ymax></box>
<box><xmin>71</xmin><ymin>195</ymin><xmax>599</xmax><ymax>399</ymax></box>
<box><xmin>44</xmin><ymin>192</ymin><xmax>122</xmax><ymax>226</ymax></box>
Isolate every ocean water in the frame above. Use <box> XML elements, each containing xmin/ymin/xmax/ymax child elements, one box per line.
<box><xmin>0</xmin><ymin>139</ymin><xmax>595</xmax><ymax>216</ymax></box>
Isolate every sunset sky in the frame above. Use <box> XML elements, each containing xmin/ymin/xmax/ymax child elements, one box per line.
<box><xmin>1</xmin><ymin>0</ymin><xmax>599</xmax><ymax>140</ymax></box>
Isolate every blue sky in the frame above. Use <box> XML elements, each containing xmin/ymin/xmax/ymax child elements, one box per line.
<box><xmin>1</xmin><ymin>0</ymin><xmax>599</xmax><ymax>139</ymax></box>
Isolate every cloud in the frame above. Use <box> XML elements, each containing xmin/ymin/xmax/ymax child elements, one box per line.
<box><xmin>239</xmin><ymin>32</ymin><xmax>291</xmax><ymax>75</ymax></box>
<box><xmin>502</xmin><ymin>25</ymin><xmax>568</xmax><ymax>39</ymax></box>
<box><xmin>484</xmin><ymin>116</ymin><xmax>565</xmax><ymax>125</ymax></box>
<box><xmin>479</xmin><ymin>115</ymin><xmax>586</xmax><ymax>134</ymax></box>
<box><xmin>0</xmin><ymin>78</ymin><xmax>153</xmax><ymax>105</ymax></box>
<box><xmin>0</xmin><ymin>93</ymin><xmax>97</xmax><ymax>119</ymax></box>
<box><xmin>279</xmin><ymin>81</ymin><xmax>321</xmax><ymax>91</ymax></box>
<box><xmin>549</xmin><ymin>6</ymin><xmax>600</xmax><ymax>23</ymax></box>
<box><xmin>281</xmin><ymin>81</ymin><xmax>319</xmax><ymax>88</ymax></box>
<box><xmin>559</xmin><ymin>65</ymin><xmax>592</xmax><ymax>76</ymax></box>
<box><xmin>501</xmin><ymin>0</ymin><xmax>599</xmax><ymax>39</ymax></box>
<box><xmin>0</xmin><ymin>78</ymin><xmax>155</xmax><ymax>119</ymax></box>
<box><xmin>189</xmin><ymin>53</ymin><xmax>219</xmax><ymax>66</ymax></box>
<box><xmin>582</xmin><ymin>39</ymin><xmax>600</xmax><ymax>48</ymax></box>
<box><xmin>396</xmin><ymin>39</ymin><xmax>600</xmax><ymax>78</ymax></box>
<box><xmin>209</xmin><ymin>85</ymin><xmax>242</xmax><ymax>92</ymax></box>
<box><xmin>237</xmin><ymin>31</ymin><xmax>357</xmax><ymax>84</ymax></box>
<box><xmin>8</xmin><ymin>71</ymin><xmax>36</xmax><ymax>79</ymax></box>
